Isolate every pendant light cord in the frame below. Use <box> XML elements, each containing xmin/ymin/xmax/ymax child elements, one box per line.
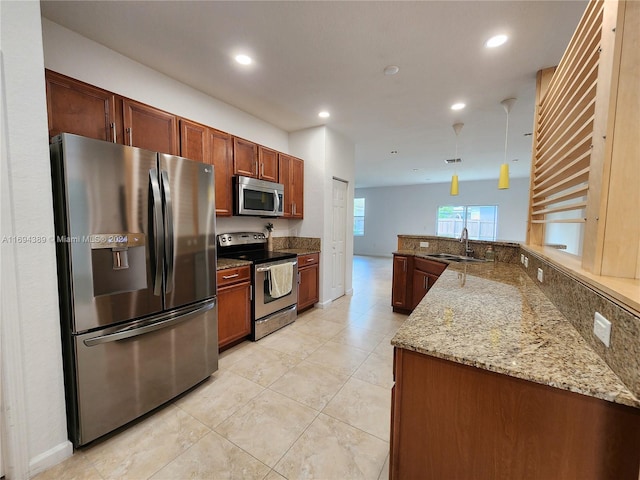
<box><xmin>503</xmin><ymin>109</ymin><xmax>509</xmax><ymax>164</ymax></box>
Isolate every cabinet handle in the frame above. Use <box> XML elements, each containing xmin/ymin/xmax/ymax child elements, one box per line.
<box><xmin>222</xmin><ymin>273</ymin><xmax>239</xmax><ymax>279</ymax></box>
<box><xmin>293</xmin><ymin>202</ymin><xmax>296</xmax><ymax>215</ymax></box>
<box><xmin>126</xmin><ymin>127</ymin><xmax>132</xmax><ymax>146</ymax></box>
<box><xmin>306</xmin><ymin>258</ymin><xmax>314</xmax><ymax>262</ymax></box>
<box><xmin>111</xmin><ymin>123</ymin><xmax>117</xmax><ymax>143</ymax></box>
<box><xmin>255</xmin><ymin>160</ymin><xmax>258</xmax><ymax>176</ymax></box>
<box><xmin>261</xmin><ymin>163</ymin><xmax>264</xmax><ymax>177</ymax></box>
<box><xmin>250</xmin><ymin>285</ymin><xmax>253</xmax><ymax>301</ymax></box>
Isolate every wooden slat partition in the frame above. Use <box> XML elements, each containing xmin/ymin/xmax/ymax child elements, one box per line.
<box><xmin>527</xmin><ymin>0</ymin><xmax>603</xmax><ymax>249</ymax></box>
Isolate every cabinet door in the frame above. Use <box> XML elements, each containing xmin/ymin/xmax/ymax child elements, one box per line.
<box><xmin>210</xmin><ymin>129</ymin><xmax>233</xmax><ymax>217</ymax></box>
<box><xmin>122</xmin><ymin>98</ymin><xmax>178</xmax><ymax>155</ymax></box>
<box><xmin>412</xmin><ymin>270</ymin><xmax>429</xmax><ymax>310</ymax></box>
<box><xmin>298</xmin><ymin>265</ymin><xmax>319</xmax><ymax>311</ymax></box>
<box><xmin>217</xmin><ymin>282</ymin><xmax>251</xmax><ymax>348</ymax></box>
<box><xmin>233</xmin><ymin>137</ymin><xmax>257</xmax><ymax>177</ymax></box>
<box><xmin>291</xmin><ymin>156</ymin><xmax>304</xmax><ymax>218</ymax></box>
<box><xmin>392</xmin><ymin>256</ymin><xmax>410</xmax><ymax>310</ymax></box>
<box><xmin>179</xmin><ymin>119</ymin><xmax>209</xmax><ymax>162</ymax></box>
<box><xmin>258</xmin><ymin>146</ymin><xmax>278</xmax><ymax>182</ymax></box>
<box><xmin>45</xmin><ymin>70</ymin><xmax>116</xmax><ymax>143</ymax></box>
<box><xmin>278</xmin><ymin>153</ymin><xmax>293</xmax><ymax>217</ymax></box>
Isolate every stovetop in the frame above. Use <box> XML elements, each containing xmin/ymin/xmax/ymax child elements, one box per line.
<box><xmin>217</xmin><ymin>232</ymin><xmax>297</xmax><ymax>265</ymax></box>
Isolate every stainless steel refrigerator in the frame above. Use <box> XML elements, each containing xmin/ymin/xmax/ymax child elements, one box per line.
<box><xmin>50</xmin><ymin>133</ymin><xmax>218</xmax><ymax>447</ymax></box>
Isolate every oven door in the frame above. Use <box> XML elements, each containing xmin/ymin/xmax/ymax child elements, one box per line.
<box><xmin>235</xmin><ymin>176</ymin><xmax>284</xmax><ymax>217</ymax></box>
<box><xmin>254</xmin><ymin>259</ymin><xmax>298</xmax><ymax>319</ymax></box>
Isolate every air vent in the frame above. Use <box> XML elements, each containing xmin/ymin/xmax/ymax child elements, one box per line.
<box><xmin>444</xmin><ymin>158</ymin><xmax>462</xmax><ymax>164</ymax></box>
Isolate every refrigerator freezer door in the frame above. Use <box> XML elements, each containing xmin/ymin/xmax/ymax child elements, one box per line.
<box><xmin>71</xmin><ymin>298</ymin><xmax>218</xmax><ymax>446</ymax></box>
<box><xmin>159</xmin><ymin>154</ymin><xmax>217</xmax><ymax>309</ymax></box>
<box><xmin>52</xmin><ymin>134</ymin><xmax>163</xmax><ymax>332</ymax></box>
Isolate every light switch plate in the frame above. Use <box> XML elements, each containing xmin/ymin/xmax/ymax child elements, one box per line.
<box><xmin>593</xmin><ymin>312</ymin><xmax>611</xmax><ymax>347</ymax></box>
<box><xmin>420</xmin><ymin>241</ymin><xmax>429</xmax><ymax>248</ymax></box>
<box><xmin>520</xmin><ymin>254</ymin><xmax>525</xmax><ymax>264</ymax></box>
<box><xmin>537</xmin><ymin>268</ymin><xmax>543</xmax><ymax>283</ymax></box>
<box><xmin>524</xmin><ymin>257</ymin><xmax>529</xmax><ymax>268</ymax></box>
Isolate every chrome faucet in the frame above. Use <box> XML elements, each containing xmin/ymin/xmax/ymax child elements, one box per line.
<box><xmin>460</xmin><ymin>227</ymin><xmax>473</xmax><ymax>256</ymax></box>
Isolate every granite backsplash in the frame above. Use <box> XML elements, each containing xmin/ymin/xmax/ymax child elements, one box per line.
<box><xmin>520</xmin><ymin>248</ymin><xmax>640</xmax><ymax>399</ymax></box>
<box><xmin>272</xmin><ymin>236</ymin><xmax>321</xmax><ymax>252</ymax></box>
<box><xmin>397</xmin><ymin>235</ymin><xmax>520</xmax><ymax>264</ymax></box>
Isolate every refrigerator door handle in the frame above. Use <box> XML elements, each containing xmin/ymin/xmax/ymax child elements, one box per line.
<box><xmin>83</xmin><ymin>300</ymin><xmax>216</xmax><ymax>346</ymax></box>
<box><xmin>161</xmin><ymin>170</ymin><xmax>175</xmax><ymax>294</ymax></box>
<box><xmin>149</xmin><ymin>169</ymin><xmax>164</xmax><ymax>296</ymax></box>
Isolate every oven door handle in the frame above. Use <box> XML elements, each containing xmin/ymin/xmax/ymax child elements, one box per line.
<box><xmin>256</xmin><ymin>261</ymin><xmax>297</xmax><ymax>273</ymax></box>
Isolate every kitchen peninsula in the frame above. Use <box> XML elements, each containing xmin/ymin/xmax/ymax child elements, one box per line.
<box><xmin>389</xmin><ymin>249</ymin><xmax>640</xmax><ymax>479</ymax></box>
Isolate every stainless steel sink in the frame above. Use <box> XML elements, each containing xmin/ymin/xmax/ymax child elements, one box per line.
<box><xmin>427</xmin><ymin>253</ymin><xmax>486</xmax><ymax>263</ymax></box>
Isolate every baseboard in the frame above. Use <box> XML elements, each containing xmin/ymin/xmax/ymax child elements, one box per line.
<box><xmin>29</xmin><ymin>440</ymin><xmax>73</xmax><ymax>477</ymax></box>
<box><xmin>316</xmin><ymin>299</ymin><xmax>333</xmax><ymax>309</ymax></box>
<box><xmin>345</xmin><ymin>288</ymin><xmax>353</xmax><ymax>295</ymax></box>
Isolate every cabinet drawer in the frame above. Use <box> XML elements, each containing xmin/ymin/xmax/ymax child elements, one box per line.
<box><xmin>217</xmin><ymin>266</ymin><xmax>251</xmax><ymax>288</ymax></box>
<box><xmin>298</xmin><ymin>253</ymin><xmax>319</xmax><ymax>268</ymax></box>
<box><xmin>414</xmin><ymin>257</ymin><xmax>446</xmax><ymax>276</ymax></box>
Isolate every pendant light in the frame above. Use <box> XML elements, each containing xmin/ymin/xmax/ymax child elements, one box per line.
<box><xmin>499</xmin><ymin>98</ymin><xmax>516</xmax><ymax>189</ymax></box>
<box><xmin>450</xmin><ymin>122</ymin><xmax>463</xmax><ymax>196</ymax></box>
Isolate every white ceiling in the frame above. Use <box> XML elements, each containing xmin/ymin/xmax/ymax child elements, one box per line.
<box><xmin>40</xmin><ymin>0</ymin><xmax>587</xmax><ymax>188</ymax></box>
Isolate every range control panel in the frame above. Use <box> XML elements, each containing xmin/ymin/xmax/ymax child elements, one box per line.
<box><xmin>217</xmin><ymin>232</ymin><xmax>267</xmax><ymax>247</ymax></box>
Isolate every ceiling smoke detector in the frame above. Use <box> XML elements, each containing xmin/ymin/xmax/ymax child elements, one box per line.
<box><xmin>384</xmin><ymin>65</ymin><xmax>400</xmax><ymax>75</ymax></box>
<box><xmin>444</xmin><ymin>158</ymin><xmax>462</xmax><ymax>164</ymax></box>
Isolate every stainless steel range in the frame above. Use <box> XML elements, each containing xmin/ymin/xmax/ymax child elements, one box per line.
<box><xmin>217</xmin><ymin>232</ymin><xmax>298</xmax><ymax>340</ymax></box>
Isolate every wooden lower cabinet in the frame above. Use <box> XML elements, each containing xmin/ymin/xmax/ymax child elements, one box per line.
<box><xmin>217</xmin><ymin>266</ymin><xmax>251</xmax><ymax>349</ymax></box>
<box><xmin>392</xmin><ymin>255</ymin><xmax>411</xmax><ymax>313</ymax></box>
<box><xmin>297</xmin><ymin>253</ymin><xmax>319</xmax><ymax>311</ymax></box>
<box><xmin>390</xmin><ymin>348</ymin><xmax>640</xmax><ymax>480</ymax></box>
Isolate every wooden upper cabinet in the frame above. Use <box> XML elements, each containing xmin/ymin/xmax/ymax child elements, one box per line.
<box><xmin>290</xmin><ymin>155</ymin><xmax>304</xmax><ymax>218</ymax></box>
<box><xmin>179</xmin><ymin>118</ymin><xmax>209</xmax><ymax>163</ymax></box>
<box><xmin>278</xmin><ymin>153</ymin><xmax>293</xmax><ymax>217</ymax></box>
<box><xmin>233</xmin><ymin>137</ymin><xmax>258</xmax><ymax>177</ymax></box>
<box><xmin>45</xmin><ymin>70</ymin><xmax>117</xmax><ymax>143</ymax></box>
<box><xmin>278</xmin><ymin>153</ymin><xmax>304</xmax><ymax>218</ymax></box>
<box><xmin>122</xmin><ymin>98</ymin><xmax>178</xmax><ymax>155</ymax></box>
<box><xmin>258</xmin><ymin>146</ymin><xmax>278</xmax><ymax>182</ymax></box>
<box><xmin>209</xmin><ymin>129</ymin><xmax>233</xmax><ymax>217</ymax></box>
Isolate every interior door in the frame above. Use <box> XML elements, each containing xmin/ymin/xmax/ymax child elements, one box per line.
<box><xmin>160</xmin><ymin>154</ymin><xmax>217</xmax><ymax>309</ymax></box>
<box><xmin>331</xmin><ymin>178</ymin><xmax>347</xmax><ymax>300</ymax></box>
<box><xmin>53</xmin><ymin>134</ymin><xmax>163</xmax><ymax>332</ymax></box>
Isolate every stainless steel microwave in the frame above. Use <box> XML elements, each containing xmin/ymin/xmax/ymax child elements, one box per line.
<box><xmin>234</xmin><ymin>175</ymin><xmax>284</xmax><ymax>217</ymax></box>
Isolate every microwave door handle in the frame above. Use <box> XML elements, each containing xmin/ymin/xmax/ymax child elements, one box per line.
<box><xmin>274</xmin><ymin>189</ymin><xmax>280</xmax><ymax>214</ymax></box>
<box><xmin>149</xmin><ymin>169</ymin><xmax>164</xmax><ymax>296</ymax></box>
<box><xmin>161</xmin><ymin>170</ymin><xmax>175</xmax><ymax>294</ymax></box>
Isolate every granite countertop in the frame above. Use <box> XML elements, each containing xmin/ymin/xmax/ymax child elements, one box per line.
<box><xmin>277</xmin><ymin>248</ymin><xmax>321</xmax><ymax>255</ymax></box>
<box><xmin>216</xmin><ymin>258</ymin><xmax>252</xmax><ymax>270</ymax></box>
<box><xmin>391</xmin><ymin>257</ymin><xmax>640</xmax><ymax>409</ymax></box>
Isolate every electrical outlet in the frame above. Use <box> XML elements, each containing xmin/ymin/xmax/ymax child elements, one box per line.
<box><xmin>537</xmin><ymin>268</ymin><xmax>544</xmax><ymax>283</ymax></box>
<box><xmin>593</xmin><ymin>312</ymin><xmax>611</xmax><ymax>347</ymax></box>
<box><xmin>420</xmin><ymin>241</ymin><xmax>429</xmax><ymax>248</ymax></box>
<box><xmin>520</xmin><ymin>254</ymin><xmax>525</xmax><ymax>264</ymax></box>
<box><xmin>524</xmin><ymin>256</ymin><xmax>529</xmax><ymax>268</ymax></box>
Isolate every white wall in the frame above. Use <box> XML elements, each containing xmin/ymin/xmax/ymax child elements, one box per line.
<box><xmin>290</xmin><ymin>126</ymin><xmax>356</xmax><ymax>303</ymax></box>
<box><xmin>325</xmin><ymin>128</ymin><xmax>355</xmax><ymax>296</ymax></box>
<box><xmin>354</xmin><ymin>177</ymin><xmax>530</xmax><ymax>257</ymax></box>
<box><xmin>1</xmin><ymin>1</ymin><xmax>72</xmax><ymax>478</ymax></box>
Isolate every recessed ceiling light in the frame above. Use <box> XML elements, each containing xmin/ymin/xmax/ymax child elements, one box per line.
<box><xmin>485</xmin><ymin>34</ymin><xmax>508</xmax><ymax>48</ymax></box>
<box><xmin>384</xmin><ymin>65</ymin><xmax>400</xmax><ymax>75</ymax></box>
<box><xmin>318</xmin><ymin>111</ymin><xmax>330</xmax><ymax>118</ymax></box>
<box><xmin>235</xmin><ymin>54</ymin><xmax>252</xmax><ymax>65</ymax></box>
<box><xmin>451</xmin><ymin>103</ymin><xmax>466</xmax><ymax>111</ymax></box>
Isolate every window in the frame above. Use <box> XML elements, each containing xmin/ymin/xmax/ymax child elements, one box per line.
<box><xmin>354</xmin><ymin>198</ymin><xmax>365</xmax><ymax>236</ymax></box>
<box><xmin>437</xmin><ymin>205</ymin><xmax>498</xmax><ymax>241</ymax></box>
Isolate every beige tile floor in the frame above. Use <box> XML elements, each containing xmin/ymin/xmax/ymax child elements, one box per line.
<box><xmin>34</xmin><ymin>255</ymin><xmax>402</xmax><ymax>480</ymax></box>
